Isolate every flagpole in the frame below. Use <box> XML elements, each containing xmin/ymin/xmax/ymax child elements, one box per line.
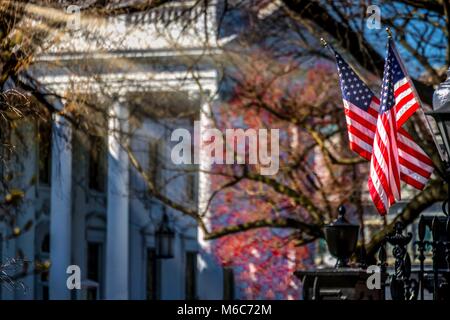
<box><xmin>385</xmin><ymin>27</ymin><xmax>392</xmax><ymax>39</ymax></box>
<box><xmin>320</xmin><ymin>37</ymin><xmax>335</xmax><ymax>56</ymax></box>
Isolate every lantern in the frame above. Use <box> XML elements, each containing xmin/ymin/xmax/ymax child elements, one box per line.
<box><xmin>155</xmin><ymin>212</ymin><xmax>175</xmax><ymax>259</ymax></box>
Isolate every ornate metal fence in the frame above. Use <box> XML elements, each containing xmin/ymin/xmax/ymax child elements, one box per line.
<box><xmin>380</xmin><ymin>216</ymin><xmax>450</xmax><ymax>300</ymax></box>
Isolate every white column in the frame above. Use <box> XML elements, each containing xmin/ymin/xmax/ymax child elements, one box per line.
<box><xmin>49</xmin><ymin>114</ymin><xmax>72</xmax><ymax>300</ymax></box>
<box><xmin>197</xmin><ymin>98</ymin><xmax>224</xmax><ymax>299</ymax></box>
<box><xmin>105</xmin><ymin>101</ymin><xmax>129</xmax><ymax>299</ymax></box>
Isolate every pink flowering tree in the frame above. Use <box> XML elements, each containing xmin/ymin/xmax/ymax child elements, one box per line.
<box><xmin>196</xmin><ymin>51</ymin><xmax>375</xmax><ymax>299</ymax></box>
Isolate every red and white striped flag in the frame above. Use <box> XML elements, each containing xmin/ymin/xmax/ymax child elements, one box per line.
<box><xmin>331</xmin><ymin>41</ymin><xmax>433</xmax><ymax>215</ymax></box>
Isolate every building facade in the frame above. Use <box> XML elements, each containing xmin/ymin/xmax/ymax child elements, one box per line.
<box><xmin>0</xmin><ymin>1</ymin><xmax>227</xmax><ymax>300</ymax></box>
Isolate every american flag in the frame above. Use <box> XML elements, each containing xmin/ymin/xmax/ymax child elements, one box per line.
<box><xmin>331</xmin><ymin>41</ymin><xmax>433</xmax><ymax>215</ymax></box>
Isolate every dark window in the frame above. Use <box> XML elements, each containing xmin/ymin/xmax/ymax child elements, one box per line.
<box><xmin>41</xmin><ymin>234</ymin><xmax>50</xmax><ymax>253</ymax></box>
<box><xmin>146</xmin><ymin>249</ymin><xmax>159</xmax><ymax>300</ymax></box>
<box><xmin>87</xmin><ymin>242</ymin><xmax>101</xmax><ymax>281</ymax></box>
<box><xmin>0</xmin><ymin>130</ymin><xmax>5</xmax><ymax>180</ymax></box>
<box><xmin>42</xmin><ymin>286</ymin><xmax>49</xmax><ymax>300</ymax></box>
<box><xmin>148</xmin><ymin>140</ymin><xmax>161</xmax><ymax>188</ymax></box>
<box><xmin>0</xmin><ymin>234</ymin><xmax>2</xmax><ymax>298</ymax></box>
<box><xmin>38</xmin><ymin>121</ymin><xmax>52</xmax><ymax>185</ymax></box>
<box><xmin>186</xmin><ymin>174</ymin><xmax>196</xmax><ymax>201</ymax></box>
<box><xmin>40</xmin><ymin>269</ymin><xmax>49</xmax><ymax>282</ymax></box>
<box><xmin>185</xmin><ymin>251</ymin><xmax>197</xmax><ymax>300</ymax></box>
<box><xmin>87</xmin><ymin>242</ymin><xmax>103</xmax><ymax>300</ymax></box>
<box><xmin>37</xmin><ymin>232</ymin><xmax>50</xmax><ymax>300</ymax></box>
<box><xmin>223</xmin><ymin>267</ymin><xmax>235</xmax><ymax>300</ymax></box>
<box><xmin>88</xmin><ymin>136</ymin><xmax>107</xmax><ymax>192</ymax></box>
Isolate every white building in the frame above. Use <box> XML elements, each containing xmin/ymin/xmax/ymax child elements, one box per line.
<box><xmin>0</xmin><ymin>1</ymin><xmax>229</xmax><ymax>300</ymax></box>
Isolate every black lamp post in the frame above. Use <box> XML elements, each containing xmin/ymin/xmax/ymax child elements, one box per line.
<box><xmin>155</xmin><ymin>212</ymin><xmax>175</xmax><ymax>259</ymax></box>
<box><xmin>426</xmin><ymin>73</ymin><xmax>450</xmax><ymax>300</ymax></box>
<box><xmin>426</xmin><ymin>70</ymin><xmax>450</xmax><ymax>215</ymax></box>
<box><xmin>426</xmin><ymin>102</ymin><xmax>450</xmax><ymax>215</ymax></box>
<box><xmin>426</xmin><ymin>101</ymin><xmax>450</xmax><ymax>167</ymax></box>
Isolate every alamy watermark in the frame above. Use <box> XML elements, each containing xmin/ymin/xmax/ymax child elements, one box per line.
<box><xmin>66</xmin><ymin>5</ymin><xmax>81</xmax><ymax>31</ymax></box>
<box><xmin>366</xmin><ymin>265</ymin><xmax>382</xmax><ymax>290</ymax></box>
<box><xmin>366</xmin><ymin>5</ymin><xmax>381</xmax><ymax>29</ymax></box>
<box><xmin>170</xmin><ymin>121</ymin><xmax>280</xmax><ymax>175</ymax></box>
<box><xmin>66</xmin><ymin>265</ymin><xmax>81</xmax><ymax>290</ymax></box>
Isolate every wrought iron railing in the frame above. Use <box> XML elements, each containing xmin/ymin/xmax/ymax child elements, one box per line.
<box><xmin>379</xmin><ymin>216</ymin><xmax>450</xmax><ymax>300</ymax></box>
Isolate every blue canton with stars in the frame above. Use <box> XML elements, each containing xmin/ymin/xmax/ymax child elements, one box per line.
<box><xmin>333</xmin><ymin>49</ymin><xmax>374</xmax><ymax>111</ymax></box>
<box><xmin>380</xmin><ymin>39</ymin><xmax>405</xmax><ymax>114</ymax></box>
